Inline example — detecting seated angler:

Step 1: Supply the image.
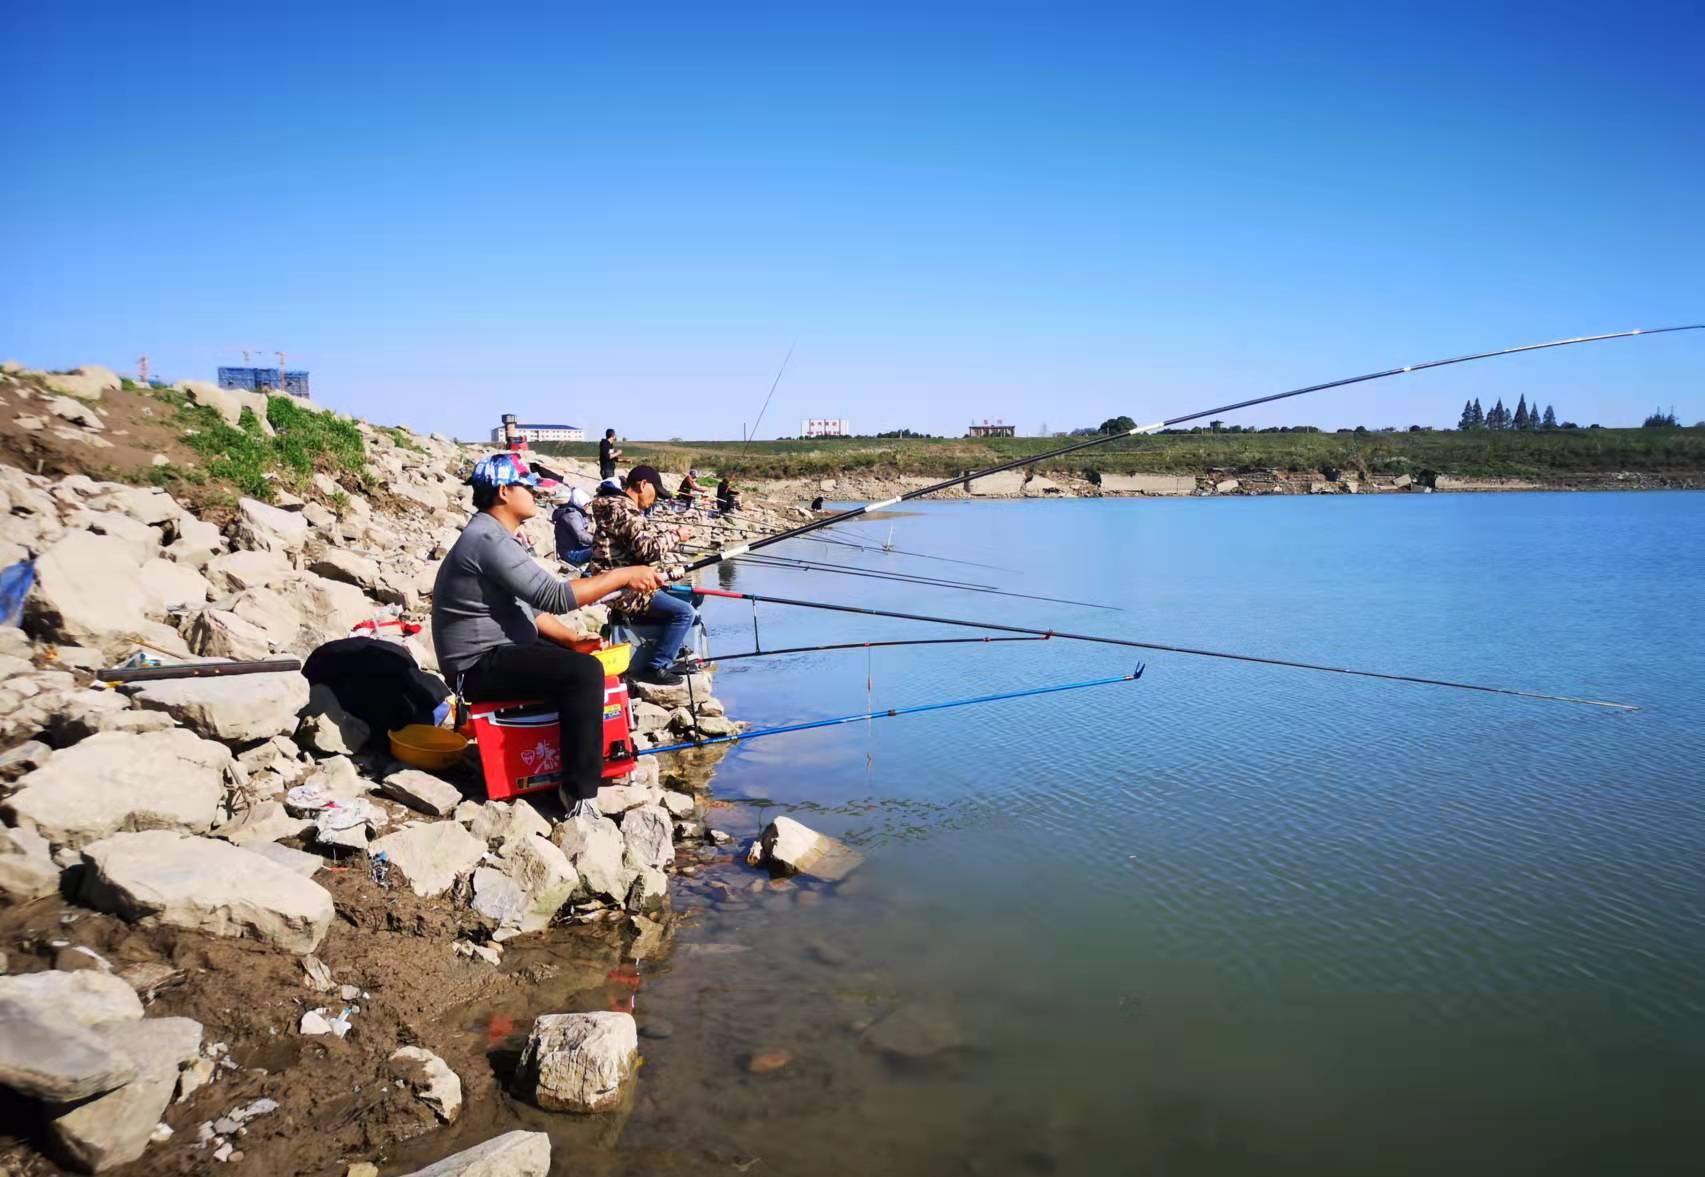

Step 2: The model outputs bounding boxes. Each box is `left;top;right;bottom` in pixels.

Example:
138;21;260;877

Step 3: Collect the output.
551;485;597;567
433;454;663;813
588;465;696;687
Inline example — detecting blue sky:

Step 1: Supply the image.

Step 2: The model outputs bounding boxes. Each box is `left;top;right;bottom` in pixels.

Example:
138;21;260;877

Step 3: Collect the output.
4;1;1700;439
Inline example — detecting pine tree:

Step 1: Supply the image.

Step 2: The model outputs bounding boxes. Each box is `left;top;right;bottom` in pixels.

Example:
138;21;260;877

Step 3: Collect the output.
1488;398;1507;429
1471;398;1485;428
1458;400;1476;430
1513;396;1529;429
1542;405;1557;429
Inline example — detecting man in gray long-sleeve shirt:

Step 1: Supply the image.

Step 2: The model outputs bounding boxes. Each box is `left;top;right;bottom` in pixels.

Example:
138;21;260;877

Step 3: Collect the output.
433;453;663;805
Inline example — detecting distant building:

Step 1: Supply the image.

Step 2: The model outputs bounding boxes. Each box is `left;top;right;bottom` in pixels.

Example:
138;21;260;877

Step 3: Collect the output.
966;419;1015;438
490;421;584;443
800;418;852;438
218;367;310;397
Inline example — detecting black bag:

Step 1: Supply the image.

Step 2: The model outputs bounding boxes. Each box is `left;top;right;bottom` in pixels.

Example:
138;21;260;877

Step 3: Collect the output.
301;637;452;742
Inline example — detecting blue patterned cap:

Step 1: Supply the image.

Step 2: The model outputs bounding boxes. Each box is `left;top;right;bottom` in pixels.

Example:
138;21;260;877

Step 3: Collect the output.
469;453;540;489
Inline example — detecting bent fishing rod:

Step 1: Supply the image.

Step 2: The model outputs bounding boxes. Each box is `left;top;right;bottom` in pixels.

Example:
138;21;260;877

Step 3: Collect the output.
681;325;1703;574
663;585;1638;710
639;663;1145;755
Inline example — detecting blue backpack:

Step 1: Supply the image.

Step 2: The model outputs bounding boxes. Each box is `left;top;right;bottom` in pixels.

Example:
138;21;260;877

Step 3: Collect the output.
0;558;36;627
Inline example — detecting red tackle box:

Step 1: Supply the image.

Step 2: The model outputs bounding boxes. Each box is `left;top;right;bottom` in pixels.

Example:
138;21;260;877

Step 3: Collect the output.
464;676;637;801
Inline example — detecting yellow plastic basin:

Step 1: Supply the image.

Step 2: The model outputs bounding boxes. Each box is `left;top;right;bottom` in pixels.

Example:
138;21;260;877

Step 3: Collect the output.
593;643;633;676
389;724;469;771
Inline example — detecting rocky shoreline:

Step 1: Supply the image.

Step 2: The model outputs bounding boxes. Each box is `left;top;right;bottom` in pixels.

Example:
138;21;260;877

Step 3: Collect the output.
746;467;1702;504
0;365;865;1175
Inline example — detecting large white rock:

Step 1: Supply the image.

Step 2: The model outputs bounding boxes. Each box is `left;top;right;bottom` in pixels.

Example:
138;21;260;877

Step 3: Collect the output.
128;671;309;744
79;831;334;952
746;815;862;881
369;821;486;898
49;1016;202;1172
44;365;120;401
25;530;156;650
518;1012;637;1113
395;1131;550;1177
288;571;373;640
178;379;242;426
620;805;674;870
469;800;552;847
489;834;578;934
2;730;232;849
228;585;304;648
551;810;626;900
0;998;136;1101
204;549;291;593
164;514;225;567
595;782;661;816
138;557;211;615
0;969;144;1028
233;497;308;554
66;508;159;561
213;800;315;846
378;769;462;817
309;550;382;591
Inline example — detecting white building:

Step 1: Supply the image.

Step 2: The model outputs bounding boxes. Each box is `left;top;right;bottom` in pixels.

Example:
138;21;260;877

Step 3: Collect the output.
489;423;585;443
800;418;852;438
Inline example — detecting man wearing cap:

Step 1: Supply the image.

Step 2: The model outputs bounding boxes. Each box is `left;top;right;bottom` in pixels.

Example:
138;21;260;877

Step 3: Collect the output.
588;465;695;686
433;453;664;809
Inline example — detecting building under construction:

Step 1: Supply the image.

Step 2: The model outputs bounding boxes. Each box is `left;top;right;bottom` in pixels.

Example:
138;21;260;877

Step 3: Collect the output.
218;367;310;397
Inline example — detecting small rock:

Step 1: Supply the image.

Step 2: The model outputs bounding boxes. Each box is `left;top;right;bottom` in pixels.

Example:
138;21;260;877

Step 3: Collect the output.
392;1131;550;1177
746;1047;794;1074
389;1046;463;1123
747;815;862;881
378;769;463;817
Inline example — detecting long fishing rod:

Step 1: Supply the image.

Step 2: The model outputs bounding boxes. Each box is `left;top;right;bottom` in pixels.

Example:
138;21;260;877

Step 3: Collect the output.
670;634;1048;671
737;339;796;460
683;325;1703;573
663;585;1638;710
639;663;1145;755
732;551;1121;611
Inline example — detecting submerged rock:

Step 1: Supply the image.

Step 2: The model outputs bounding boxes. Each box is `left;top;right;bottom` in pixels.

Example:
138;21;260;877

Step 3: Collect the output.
517;1012;638;1113
746;815;862;881
394;1130;550;1176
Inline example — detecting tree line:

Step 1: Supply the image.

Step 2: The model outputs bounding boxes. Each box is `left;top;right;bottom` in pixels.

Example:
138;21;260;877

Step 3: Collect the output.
1458;395;1562;430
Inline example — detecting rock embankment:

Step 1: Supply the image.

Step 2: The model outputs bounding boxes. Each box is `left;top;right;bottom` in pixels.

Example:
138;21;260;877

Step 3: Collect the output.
0;367;789;1174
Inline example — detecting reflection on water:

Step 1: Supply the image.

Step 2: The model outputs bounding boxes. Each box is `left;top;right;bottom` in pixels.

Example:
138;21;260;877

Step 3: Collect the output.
417;493;1705;1177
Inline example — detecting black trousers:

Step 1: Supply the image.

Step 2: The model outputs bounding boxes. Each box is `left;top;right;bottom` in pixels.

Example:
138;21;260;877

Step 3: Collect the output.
461;643;605;801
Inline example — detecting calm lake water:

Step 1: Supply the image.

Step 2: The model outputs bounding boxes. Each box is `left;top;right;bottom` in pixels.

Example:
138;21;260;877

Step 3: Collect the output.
435;491;1705;1176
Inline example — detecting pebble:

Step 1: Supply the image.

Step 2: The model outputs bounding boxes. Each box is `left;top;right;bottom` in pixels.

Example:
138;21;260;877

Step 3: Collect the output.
347;1166;379;1177
746;1048;794;1074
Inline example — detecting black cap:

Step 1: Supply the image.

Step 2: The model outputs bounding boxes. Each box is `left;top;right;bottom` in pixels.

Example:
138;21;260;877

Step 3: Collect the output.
625;465;669;497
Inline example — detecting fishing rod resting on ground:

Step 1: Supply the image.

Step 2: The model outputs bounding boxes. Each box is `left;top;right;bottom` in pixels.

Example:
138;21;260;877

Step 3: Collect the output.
663;585;1639;710
681;325;1704;574
639;663;1145;755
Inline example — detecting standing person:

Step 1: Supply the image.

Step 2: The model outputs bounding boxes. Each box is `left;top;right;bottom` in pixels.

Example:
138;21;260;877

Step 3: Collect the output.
598;429;622;480
588;465;695;686
433;453;663;812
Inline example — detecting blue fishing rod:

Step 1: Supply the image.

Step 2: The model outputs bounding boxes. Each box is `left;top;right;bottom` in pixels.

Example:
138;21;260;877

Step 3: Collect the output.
638;664;1145;755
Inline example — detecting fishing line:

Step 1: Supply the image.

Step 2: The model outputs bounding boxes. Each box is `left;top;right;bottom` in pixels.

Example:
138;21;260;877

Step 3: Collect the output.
670;586;1639;710
732;551;1120;611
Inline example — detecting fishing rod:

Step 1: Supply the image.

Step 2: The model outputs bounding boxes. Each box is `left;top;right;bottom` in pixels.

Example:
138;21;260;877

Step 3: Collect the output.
731;551;1121;611
682;325;1704;573
639;663;1145;755
737;340;797;460
671;634;1049;673
664;585;1638;710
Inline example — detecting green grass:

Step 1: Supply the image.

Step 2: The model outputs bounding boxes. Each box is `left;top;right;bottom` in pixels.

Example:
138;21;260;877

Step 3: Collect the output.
378;424;425;452
160;390;368;501
535;427;1705;482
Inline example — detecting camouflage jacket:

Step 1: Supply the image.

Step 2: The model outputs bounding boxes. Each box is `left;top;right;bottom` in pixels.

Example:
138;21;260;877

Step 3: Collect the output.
587;493;679;615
